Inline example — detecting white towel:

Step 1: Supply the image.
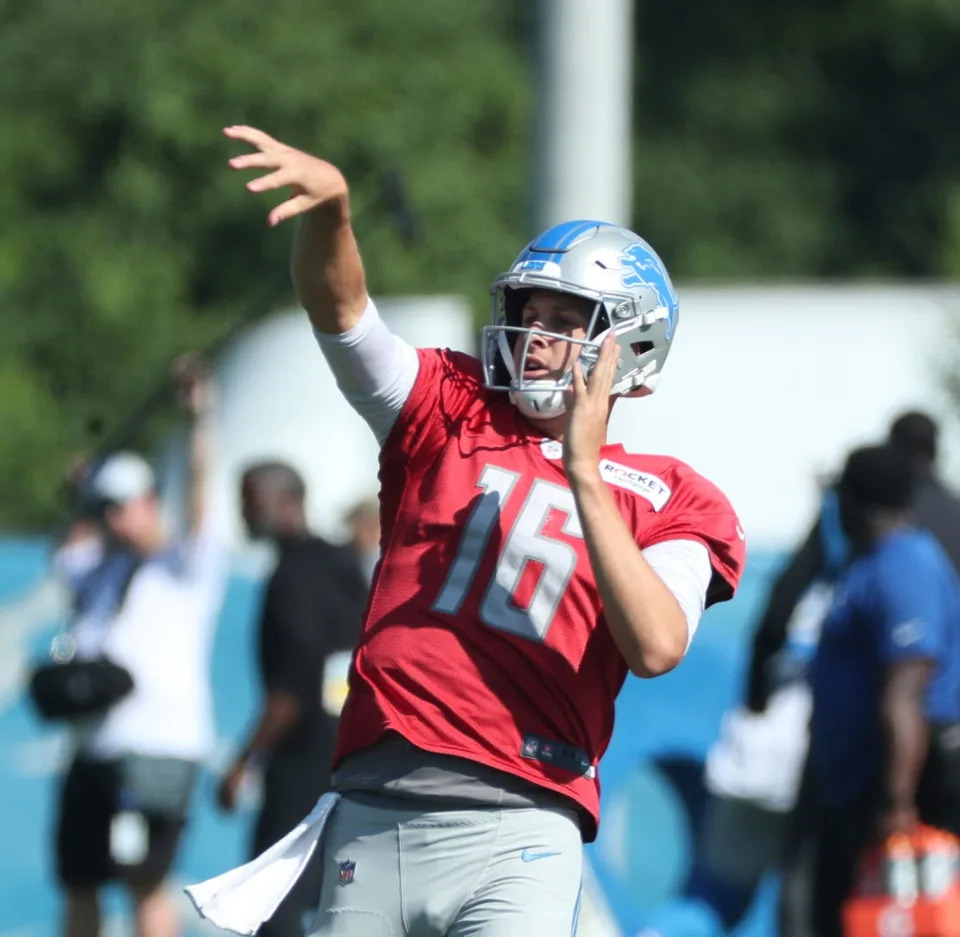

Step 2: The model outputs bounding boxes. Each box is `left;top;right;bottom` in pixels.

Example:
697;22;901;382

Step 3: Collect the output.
184;792;340;935
704;685;812;812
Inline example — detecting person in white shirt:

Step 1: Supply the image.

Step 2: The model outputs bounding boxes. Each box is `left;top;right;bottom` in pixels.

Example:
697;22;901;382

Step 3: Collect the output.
53;356;226;937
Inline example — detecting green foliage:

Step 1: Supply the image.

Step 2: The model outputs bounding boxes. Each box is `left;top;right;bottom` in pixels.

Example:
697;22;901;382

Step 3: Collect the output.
631;1;960;278
2;0;959;528
0;0;532;528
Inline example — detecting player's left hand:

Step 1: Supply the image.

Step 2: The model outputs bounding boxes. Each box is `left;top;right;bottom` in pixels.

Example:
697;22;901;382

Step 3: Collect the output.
563;332;618;480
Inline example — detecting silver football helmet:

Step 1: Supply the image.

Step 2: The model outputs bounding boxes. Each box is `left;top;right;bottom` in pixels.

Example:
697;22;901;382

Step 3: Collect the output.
482;220;679;421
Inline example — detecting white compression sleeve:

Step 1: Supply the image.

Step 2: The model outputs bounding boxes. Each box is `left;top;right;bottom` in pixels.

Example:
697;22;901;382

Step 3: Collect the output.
313;298;420;446
641;539;713;651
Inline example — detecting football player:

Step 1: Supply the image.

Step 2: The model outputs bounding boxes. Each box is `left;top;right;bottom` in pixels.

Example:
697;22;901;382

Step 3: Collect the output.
220;125;745;937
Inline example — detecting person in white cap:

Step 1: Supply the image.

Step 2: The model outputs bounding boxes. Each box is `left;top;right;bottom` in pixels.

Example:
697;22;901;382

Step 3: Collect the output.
50;354;226;937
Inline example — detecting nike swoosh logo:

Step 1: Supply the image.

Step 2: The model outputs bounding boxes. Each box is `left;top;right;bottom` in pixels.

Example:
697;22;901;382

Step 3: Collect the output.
521;849;562;863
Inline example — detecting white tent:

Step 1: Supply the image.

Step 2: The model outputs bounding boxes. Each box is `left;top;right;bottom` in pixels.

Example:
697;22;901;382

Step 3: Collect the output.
160;285;960;554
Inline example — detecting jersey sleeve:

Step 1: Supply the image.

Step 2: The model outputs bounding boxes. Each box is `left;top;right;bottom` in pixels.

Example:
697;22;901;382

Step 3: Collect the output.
381;347;486;463
643;474;746;607
642;539;712;647
314;297;420;445
873;551;946;665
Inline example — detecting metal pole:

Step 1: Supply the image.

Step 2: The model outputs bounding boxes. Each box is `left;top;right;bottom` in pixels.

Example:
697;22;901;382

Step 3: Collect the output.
535;0;635;231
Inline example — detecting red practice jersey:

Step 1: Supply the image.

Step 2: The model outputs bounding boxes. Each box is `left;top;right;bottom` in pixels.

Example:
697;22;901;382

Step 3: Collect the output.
334;349;745;838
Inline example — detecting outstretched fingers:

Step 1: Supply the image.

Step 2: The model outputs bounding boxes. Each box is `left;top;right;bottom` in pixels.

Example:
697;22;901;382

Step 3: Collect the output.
246;167;296;193
223;125;283;151
267;193;316;228
228;151;285;171
223;125;340;226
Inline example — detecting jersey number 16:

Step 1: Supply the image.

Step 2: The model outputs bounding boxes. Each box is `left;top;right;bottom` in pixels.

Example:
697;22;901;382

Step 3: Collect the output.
432;465;584;642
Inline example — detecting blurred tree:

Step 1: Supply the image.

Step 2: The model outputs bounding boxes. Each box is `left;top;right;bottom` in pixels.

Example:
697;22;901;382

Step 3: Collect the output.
631;0;960;279
3;0;960;527
0;0;532;527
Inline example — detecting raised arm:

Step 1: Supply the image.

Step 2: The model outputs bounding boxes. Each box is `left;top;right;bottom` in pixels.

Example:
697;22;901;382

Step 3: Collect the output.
881;659;932;834
224;125;367;334
172;352;217;537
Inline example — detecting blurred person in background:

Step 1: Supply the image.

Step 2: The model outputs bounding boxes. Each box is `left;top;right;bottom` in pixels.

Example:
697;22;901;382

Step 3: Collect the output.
803;443;960;937
743;410;956;705
741;410;954;726
685;411;960;935
684;483;849;935
887;410;960;573
52;355;225;937
217;461;367;937
186;126;744;937
743;487;849;718
341;496;380;585
686;410;960;935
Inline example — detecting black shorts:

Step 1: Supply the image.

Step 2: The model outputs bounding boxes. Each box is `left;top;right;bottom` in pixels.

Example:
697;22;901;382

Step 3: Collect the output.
56;756;187;890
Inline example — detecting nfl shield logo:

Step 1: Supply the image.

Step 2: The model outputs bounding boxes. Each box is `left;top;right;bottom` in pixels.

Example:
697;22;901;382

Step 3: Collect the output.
337;859;356;885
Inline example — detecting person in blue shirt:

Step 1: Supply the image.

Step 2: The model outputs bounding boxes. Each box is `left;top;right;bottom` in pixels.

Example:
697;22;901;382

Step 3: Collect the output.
807;443;960;937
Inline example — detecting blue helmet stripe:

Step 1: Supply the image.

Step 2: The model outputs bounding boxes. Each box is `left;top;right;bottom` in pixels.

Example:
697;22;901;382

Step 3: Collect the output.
531;219;613;253
555;219;610;248
544;220;594;249
515;245;564;266
516;220;620;270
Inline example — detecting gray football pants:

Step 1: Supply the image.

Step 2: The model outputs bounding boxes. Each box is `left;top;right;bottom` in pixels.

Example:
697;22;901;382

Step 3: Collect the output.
307;793;583;937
